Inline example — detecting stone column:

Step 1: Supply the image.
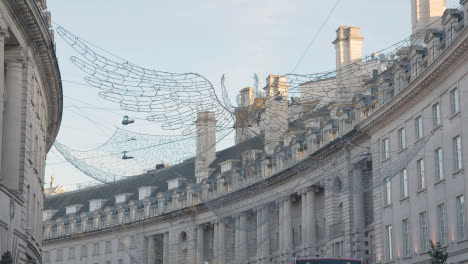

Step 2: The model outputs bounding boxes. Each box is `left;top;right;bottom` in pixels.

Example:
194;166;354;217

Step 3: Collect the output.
279;203;284;255
256;208;262;260
261;207;270;262
188;227;197;263
219;222;226;264
283;199;293;261
163;232;169;264
307;189;317;256
2;47;24;190
0;30;9;180
234;216;240;264
197;225;204;264
301;191;308;256
213;222;219;263
352;164;366;258
148;235;155;264
239;213;248;263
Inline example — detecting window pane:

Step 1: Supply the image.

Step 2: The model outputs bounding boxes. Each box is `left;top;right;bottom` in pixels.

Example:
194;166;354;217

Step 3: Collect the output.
417;159;425;189
399;128;406;149
451;88;459;114
457;196;466;240
401;168;408;198
420;212;428;251
402;219;411;256
386;225;393;260
435;148;444;180
438;204;447;245
416;116;423;139
433;103;441;126
454;136;462;170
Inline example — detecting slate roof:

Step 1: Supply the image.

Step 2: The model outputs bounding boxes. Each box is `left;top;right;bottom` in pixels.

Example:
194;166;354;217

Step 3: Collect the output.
44;136;264;221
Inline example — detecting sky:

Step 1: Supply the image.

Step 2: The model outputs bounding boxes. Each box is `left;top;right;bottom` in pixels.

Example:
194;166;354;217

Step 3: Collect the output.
45;0;462;190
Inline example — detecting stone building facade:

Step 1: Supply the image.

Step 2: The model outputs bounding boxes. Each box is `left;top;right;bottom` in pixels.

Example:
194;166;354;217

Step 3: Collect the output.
43;1;468;264
0;0;63;263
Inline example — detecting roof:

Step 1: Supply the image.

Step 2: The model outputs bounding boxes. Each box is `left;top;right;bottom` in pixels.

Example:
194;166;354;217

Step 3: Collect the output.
45;136;264;220
44;158;195;220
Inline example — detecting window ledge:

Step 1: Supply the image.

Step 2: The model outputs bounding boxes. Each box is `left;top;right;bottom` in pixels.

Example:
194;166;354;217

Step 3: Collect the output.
402;255;412;260
417;188;427;194
384;204;392;209
432;124;442;131
381;157;391;163
400;196;409;202
397;147;407;154
434;178;445;185
457;238;468;244
449;111;461;120
415;137;424;144
452;168;464;176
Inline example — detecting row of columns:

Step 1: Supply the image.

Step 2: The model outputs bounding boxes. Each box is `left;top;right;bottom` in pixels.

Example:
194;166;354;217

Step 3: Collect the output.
0;29;25;192
301;187;318;257
145;189;320;264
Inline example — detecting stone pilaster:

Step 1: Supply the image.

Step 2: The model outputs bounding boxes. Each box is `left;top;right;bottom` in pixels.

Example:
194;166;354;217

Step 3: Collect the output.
239;213;248;263
0;29;9;182
256;208;262;260
261;207;270;263
148;235;155;264
197;225;204;264
301;191;308;256
307;188;317;256
163;232;169;264
352;164;366;259
219;222;226;264
2;47;24;191
283;199;293;263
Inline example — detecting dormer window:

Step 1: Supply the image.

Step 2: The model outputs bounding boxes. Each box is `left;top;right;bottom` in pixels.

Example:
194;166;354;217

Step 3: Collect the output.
43;210;57;221
167;179;182;190
89;199;106;212
138;187;156;200
65;205;83;215
219;160;239;174
115;193;132;204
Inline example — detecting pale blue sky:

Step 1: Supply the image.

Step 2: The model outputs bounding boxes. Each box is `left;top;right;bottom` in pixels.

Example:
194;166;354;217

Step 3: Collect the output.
45;0;461;190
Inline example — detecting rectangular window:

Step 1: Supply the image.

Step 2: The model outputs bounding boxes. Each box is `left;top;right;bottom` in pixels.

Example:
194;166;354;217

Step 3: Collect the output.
384;178;392;205
105;241;112;254
438;204;447;245
457;195;466;240
401;168;408;198
80;245;87;258
402;219;411;257
93;243;100;256
118;238;125;251
454;136;462;171
398;127;406;150
451;88;459;114
382;138;389;159
130;236;136;249
435;148;444;180
415;115;423;139
44;252;50;263
68;247;75;259
433;103;441;127
420;212;429;251
417;159;425;190
386;225;393;260
56;249;63;261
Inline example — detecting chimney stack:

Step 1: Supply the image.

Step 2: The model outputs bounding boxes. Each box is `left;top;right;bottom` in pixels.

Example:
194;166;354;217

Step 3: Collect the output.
411;0;445;42
333;26;364;70
195;111;216;183
239;87;255;108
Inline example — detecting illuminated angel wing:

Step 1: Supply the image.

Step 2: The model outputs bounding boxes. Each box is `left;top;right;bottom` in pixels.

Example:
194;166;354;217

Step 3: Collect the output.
56;26;234;136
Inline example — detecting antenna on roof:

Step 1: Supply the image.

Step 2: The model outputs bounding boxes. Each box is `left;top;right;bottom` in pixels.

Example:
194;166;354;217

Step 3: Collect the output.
122;151;134;160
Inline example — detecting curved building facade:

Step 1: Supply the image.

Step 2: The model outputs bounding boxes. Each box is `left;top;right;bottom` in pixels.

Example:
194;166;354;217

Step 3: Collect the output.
43;1;468;264
0;0;62;263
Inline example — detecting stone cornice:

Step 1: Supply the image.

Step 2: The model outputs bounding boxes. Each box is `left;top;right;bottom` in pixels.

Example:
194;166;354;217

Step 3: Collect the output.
5;0;63;152
358;26;468;134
